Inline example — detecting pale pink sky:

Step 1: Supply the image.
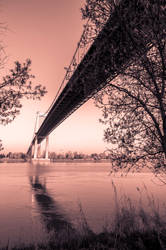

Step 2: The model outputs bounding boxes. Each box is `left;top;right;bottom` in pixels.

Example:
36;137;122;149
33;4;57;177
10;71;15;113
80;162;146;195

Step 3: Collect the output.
0;0;108;154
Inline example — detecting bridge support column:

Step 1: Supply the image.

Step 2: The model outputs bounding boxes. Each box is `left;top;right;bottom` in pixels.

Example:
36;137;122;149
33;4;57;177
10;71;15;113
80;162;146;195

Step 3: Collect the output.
33;136;38;159
45;136;49;159
30;144;33;159
37;143;41;158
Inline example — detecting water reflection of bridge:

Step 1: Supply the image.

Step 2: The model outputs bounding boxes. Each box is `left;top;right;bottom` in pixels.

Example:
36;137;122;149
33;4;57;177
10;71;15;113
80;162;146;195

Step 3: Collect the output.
27;0;155;159
29;165;74;235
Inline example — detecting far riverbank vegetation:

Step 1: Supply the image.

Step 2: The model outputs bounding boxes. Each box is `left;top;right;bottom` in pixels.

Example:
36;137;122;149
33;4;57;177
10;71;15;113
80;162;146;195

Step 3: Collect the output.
0;151;112;163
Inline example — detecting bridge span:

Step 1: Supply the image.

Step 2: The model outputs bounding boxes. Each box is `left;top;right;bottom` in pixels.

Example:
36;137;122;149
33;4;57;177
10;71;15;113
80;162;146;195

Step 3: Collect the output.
27;0;157;158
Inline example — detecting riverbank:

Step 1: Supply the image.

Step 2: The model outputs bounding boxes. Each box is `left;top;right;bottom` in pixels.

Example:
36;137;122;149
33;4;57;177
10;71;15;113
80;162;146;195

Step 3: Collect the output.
2;191;166;250
50;158;111;163
2;229;165;250
0;158;26;163
0;158;110;163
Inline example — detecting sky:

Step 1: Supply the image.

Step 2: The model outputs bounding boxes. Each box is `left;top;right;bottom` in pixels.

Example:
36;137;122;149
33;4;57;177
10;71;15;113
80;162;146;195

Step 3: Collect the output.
0;0;108;154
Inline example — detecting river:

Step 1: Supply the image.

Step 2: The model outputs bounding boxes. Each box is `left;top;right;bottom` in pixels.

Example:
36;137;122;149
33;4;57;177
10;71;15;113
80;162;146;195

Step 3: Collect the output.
0;161;166;247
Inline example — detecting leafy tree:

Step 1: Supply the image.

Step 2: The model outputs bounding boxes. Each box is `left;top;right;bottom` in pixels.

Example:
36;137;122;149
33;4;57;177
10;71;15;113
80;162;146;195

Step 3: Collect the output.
0;59;47;150
81;0;166;173
0;59;47;125
0;139;3;151
90;153;99;160
0;153;5;158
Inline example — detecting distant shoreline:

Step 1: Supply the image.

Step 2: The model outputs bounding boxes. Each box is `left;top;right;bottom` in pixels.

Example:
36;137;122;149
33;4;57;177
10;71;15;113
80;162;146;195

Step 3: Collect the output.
50;158;111;163
0;158;26;163
0;158;111;163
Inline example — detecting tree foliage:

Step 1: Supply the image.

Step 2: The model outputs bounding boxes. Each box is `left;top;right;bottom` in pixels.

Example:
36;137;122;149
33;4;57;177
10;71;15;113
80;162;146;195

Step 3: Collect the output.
0;139;3;151
81;0;117;30
81;0;166;173
0;59;47;125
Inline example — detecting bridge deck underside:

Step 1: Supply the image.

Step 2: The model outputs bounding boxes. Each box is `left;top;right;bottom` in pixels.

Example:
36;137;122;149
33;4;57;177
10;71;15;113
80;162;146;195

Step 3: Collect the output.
28;0;153;152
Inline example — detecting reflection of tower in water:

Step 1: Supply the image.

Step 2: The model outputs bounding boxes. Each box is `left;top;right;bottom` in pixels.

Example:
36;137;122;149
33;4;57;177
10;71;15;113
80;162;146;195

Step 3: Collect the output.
29;168;75;235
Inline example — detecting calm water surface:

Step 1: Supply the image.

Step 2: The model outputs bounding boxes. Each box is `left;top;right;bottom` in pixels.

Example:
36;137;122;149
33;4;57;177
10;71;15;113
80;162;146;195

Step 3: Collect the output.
0;162;166;247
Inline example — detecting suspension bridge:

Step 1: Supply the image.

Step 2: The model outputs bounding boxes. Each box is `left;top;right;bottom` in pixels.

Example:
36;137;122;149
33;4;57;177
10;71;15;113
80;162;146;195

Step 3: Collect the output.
27;0;159;160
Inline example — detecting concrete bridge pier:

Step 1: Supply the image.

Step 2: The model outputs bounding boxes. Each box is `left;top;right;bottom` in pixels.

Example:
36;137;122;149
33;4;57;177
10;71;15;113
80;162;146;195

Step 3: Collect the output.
32;135;50;161
32;138;50;162
33;135;38;159
37;143;41;158
32;111;50;162
45;136;49;159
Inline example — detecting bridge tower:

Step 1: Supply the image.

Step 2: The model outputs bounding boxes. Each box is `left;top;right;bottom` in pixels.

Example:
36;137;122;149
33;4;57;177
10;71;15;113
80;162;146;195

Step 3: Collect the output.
32;112;50;161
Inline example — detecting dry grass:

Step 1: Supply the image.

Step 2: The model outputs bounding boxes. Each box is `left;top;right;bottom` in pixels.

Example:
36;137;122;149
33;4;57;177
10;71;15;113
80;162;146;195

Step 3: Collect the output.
1;183;166;250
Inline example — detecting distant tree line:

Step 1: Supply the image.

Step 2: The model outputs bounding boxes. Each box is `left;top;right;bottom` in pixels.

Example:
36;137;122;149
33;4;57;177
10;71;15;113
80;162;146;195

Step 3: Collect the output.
49;151;111;161
0;151;112;161
0;152;26;159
